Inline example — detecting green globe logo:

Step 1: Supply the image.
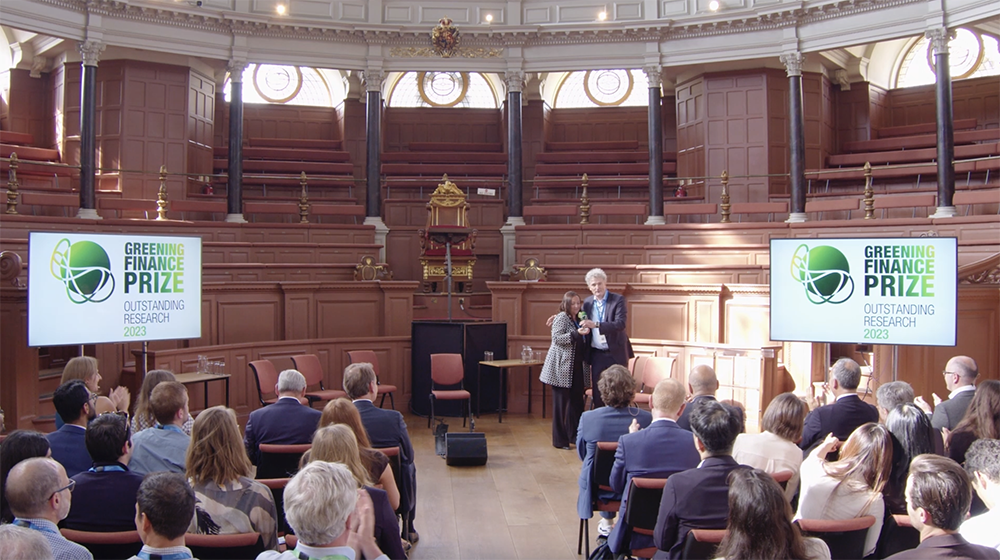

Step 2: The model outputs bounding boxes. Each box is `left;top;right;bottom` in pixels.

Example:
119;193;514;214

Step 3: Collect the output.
49;238;115;304
790;244;854;304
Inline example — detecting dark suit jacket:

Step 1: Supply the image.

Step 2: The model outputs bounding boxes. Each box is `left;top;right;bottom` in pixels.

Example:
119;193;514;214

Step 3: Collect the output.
931;389;975;431
608;420;700;553
583;290;631;366
355;399;417;517
576;405;652;519
676;396;747;433
46;424;92;478
652;455;744;560
885;533;1000;560
243;397;322;465
366;486;408;560
63;462;144;532
799;394;879;453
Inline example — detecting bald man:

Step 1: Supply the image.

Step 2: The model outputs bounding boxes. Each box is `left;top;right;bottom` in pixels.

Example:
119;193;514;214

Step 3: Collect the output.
915;356;979;431
5;457;92;560
676;365;745;433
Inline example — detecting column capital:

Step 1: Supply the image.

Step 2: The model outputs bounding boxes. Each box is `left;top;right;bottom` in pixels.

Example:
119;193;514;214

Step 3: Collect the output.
227;60;248;83
780;52;804;77
78;40;105;66
643;65;662;87
504;71;524;93
362;70;385;93
926;27;953;56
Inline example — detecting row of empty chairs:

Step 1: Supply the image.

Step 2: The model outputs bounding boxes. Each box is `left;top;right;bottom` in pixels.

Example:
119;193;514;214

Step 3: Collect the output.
248;351;396;410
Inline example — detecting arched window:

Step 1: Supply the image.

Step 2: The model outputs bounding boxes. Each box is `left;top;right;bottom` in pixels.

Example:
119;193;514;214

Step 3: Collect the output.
386;72;499;108
554;70;649;108
896;28;1000;88
224;64;340;107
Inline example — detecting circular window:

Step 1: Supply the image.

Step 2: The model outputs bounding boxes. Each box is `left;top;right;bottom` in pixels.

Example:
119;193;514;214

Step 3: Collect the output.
253;65;304;104
583;70;635;107
417;72;471;107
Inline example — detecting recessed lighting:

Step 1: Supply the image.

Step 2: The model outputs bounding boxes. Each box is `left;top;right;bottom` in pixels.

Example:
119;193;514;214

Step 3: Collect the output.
597;11;607;21
276;4;286;15
485;14;493;23
708;0;720;11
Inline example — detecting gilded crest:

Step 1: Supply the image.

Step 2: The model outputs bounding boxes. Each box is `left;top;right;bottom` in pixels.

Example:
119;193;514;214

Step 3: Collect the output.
432;17;460;58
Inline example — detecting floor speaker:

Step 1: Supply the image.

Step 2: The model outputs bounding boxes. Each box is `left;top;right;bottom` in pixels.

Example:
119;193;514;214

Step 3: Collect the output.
445;432;488;466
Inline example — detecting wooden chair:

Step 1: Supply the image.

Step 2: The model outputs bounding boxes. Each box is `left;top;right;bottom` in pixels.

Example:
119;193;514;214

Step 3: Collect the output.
374;446;410;538
632;357;675;408
347;350;397;409
60;528;143;559
249;359;280;406
578;441;620;557
428;353;472;430
257;477;291;536
291;354;347;407
256;443;311;480
680;528;727;560
623;477;669;559
795;515;876;560
185;532;265;560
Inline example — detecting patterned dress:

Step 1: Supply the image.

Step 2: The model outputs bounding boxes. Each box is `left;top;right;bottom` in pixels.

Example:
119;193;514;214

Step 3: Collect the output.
187;476;279;551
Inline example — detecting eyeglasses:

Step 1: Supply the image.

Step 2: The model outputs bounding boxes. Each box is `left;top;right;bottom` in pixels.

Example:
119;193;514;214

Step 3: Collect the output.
49;479;75;500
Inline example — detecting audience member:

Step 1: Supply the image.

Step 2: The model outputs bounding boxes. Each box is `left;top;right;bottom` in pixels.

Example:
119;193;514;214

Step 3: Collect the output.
884;403;936;514
131;370;193;435
243;369;320;466
0;523;54;560
607;378;698;554
62;413;144;532
877;380;945;454
539;290;590;449
5;457;92;560
320;398;400;511
1;430;51;523
652;398;744;558
714;468;831;560
676;365;746;432
303;425;407;559
57;356;128;429
131;472;197;560
732;392;809;503
578;268;631;408
256;461;388;560
47;380;95;477
577;364;652;537
799;358;879;454
914;356;979;431
795;423;892;557
948;379;1000;465
129;381;190;475
186;406;278;550
885;454;999;559
345;361;418;544
960;439;1000;551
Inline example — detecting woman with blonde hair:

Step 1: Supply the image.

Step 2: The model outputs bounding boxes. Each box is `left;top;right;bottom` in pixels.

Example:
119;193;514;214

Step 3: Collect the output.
305;425;408;559
56;356;129;428
319;398;400;510
186;406;278;551
794;422;893;557
732;392;809;502
131;369;193;435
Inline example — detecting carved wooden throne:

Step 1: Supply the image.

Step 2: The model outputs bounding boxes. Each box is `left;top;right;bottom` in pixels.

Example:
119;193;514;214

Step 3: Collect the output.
418;175;477;293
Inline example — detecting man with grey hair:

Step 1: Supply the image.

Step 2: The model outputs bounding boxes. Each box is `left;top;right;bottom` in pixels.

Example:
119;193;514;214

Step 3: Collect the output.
799;358;878;454
257;461;387;560
876;380;916;421
5;457;92;560
243;369;320;465
914;355;979;431
578;267;631;407
0;524;54;560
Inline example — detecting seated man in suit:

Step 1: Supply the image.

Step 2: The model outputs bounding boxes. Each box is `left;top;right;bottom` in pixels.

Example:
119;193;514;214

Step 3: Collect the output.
47;380;96;477
129;382;190;475
676;365;745;433
608;378;700;554
244;369;320;465
63;413;145;532
799;357;879;454
886;454;999;559
344;362;418;543
914;355;979;431
653;398;745;559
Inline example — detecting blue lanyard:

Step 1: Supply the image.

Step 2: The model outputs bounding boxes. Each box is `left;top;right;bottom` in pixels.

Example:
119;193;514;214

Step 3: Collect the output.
156;424;184;434
13;519;57;534
90;464;126;473
136;550;192;560
594;296;606;323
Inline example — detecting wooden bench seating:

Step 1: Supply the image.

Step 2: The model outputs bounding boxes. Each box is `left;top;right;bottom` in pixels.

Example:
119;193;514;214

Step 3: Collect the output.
827;142;999;167
407;142;503;152
535;151;678;164
806;159;989;182
729;202;789;222
874;118;978;139
663;202;718;221
214;146;351;162
248;137;343;150
170;199;228;215
380;162;506;175
97;197;158;218
381;151;507;164
873;193;937;218
545;141;640;151
805;197;861;219
535;162;675;175
590;203;648;223
215;159;353;175
17;192;81;215
842;128;1000;153
0;131;35;145
523;204;578;224
953;189;1000;214
1;144;60;161
243;201;364;223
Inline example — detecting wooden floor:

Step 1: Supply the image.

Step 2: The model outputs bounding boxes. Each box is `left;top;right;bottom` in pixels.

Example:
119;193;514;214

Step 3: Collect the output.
404;410;600;560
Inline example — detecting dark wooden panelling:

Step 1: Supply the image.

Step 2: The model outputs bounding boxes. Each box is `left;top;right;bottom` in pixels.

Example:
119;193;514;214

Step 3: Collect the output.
545;106;649;147
835;82;874;149
675;76;706;186
886;75;999;129
4;69;53;148
383;107;502;152
187;70;215;178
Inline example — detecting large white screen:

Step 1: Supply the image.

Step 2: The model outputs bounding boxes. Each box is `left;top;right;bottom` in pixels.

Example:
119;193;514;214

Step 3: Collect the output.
28;232;202;346
769;237;957;346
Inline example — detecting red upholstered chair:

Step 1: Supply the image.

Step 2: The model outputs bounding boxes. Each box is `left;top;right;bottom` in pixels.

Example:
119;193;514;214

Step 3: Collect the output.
428;353;472;429
795;515;876;560
622;476;670;559
256;443;311;480
632;357;675;408
680;528;727;560
347;350;397;409
374;446;410;537
257;477;292;536
60;528;143;559
770;469;794;490
185;532;265;560
291;354;347;407
250;359;280;406
578;441;621;557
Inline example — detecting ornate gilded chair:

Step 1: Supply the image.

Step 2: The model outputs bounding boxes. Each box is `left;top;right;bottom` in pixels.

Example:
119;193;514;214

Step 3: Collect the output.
418;175;477;293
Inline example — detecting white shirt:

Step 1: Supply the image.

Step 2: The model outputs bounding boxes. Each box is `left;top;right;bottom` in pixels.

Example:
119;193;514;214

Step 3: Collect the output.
960;507;1000;551
732;431;803;502
949;384;976;399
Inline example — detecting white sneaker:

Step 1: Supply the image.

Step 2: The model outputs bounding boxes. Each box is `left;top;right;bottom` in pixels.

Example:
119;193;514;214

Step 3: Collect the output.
597;517;614;537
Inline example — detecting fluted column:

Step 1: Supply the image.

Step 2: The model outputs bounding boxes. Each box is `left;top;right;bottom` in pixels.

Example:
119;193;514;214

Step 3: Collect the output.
77;40;104;220
500;71;525;275
928;28;956;218
644;65;664;225
782;52;807;223
362;70;389;260
226;60;247;223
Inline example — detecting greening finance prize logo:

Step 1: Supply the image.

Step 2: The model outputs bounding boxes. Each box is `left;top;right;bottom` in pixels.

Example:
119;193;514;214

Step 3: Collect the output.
790;244;854;304
50;238;115;303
